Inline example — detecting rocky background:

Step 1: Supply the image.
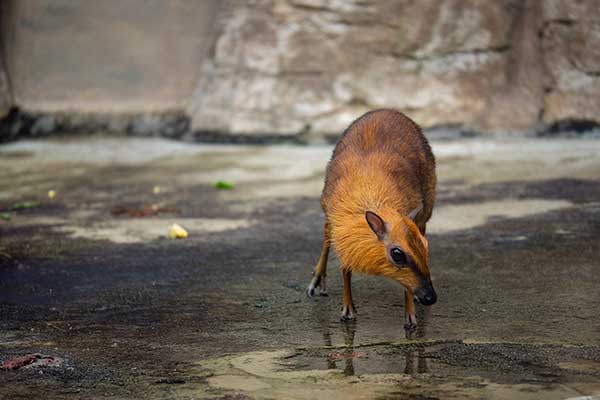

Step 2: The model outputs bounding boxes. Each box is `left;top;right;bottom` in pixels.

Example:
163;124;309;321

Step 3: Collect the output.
0;0;599;142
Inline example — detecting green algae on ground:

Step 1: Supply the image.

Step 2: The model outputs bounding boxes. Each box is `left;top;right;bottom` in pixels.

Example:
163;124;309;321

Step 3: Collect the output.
10;200;41;210
214;180;235;190
0;201;40;222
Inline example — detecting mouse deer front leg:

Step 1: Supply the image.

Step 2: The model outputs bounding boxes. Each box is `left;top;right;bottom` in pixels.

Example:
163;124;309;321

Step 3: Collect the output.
341;269;356;321
404;290;417;331
308;222;330;297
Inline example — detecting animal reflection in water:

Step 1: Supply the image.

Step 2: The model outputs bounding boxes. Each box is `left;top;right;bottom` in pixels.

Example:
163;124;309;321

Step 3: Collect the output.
317;305;431;376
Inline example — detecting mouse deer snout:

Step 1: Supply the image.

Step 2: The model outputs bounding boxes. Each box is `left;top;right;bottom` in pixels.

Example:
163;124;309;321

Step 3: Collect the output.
415;281;437;305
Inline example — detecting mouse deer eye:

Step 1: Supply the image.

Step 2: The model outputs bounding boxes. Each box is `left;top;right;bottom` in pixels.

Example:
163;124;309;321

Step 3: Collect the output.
390;247;408;265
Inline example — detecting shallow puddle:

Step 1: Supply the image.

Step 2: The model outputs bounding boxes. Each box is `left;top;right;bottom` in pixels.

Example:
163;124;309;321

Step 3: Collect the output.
181;341;600;400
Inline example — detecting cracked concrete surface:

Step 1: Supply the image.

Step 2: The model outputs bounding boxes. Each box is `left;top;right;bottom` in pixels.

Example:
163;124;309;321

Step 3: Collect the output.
1;136;600;399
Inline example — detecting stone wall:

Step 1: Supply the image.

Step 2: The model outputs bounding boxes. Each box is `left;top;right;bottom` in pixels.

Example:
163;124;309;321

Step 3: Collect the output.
0;56;11;119
541;0;600;124
190;0;514;136
1;0;599;141
0;3;11;119
189;0;600;137
1;0;220;112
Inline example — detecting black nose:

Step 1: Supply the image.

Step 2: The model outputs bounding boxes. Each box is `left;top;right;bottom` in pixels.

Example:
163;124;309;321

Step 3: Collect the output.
416;286;437;305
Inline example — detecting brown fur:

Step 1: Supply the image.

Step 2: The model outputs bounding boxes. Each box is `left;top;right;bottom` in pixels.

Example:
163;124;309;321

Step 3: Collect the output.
321;109;436;292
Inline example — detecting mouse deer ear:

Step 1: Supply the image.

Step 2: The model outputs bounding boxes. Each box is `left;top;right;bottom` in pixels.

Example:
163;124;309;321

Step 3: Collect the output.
408;204;423;221
365;211;387;240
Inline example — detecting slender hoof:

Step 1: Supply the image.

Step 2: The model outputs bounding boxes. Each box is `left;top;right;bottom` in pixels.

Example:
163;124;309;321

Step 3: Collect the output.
404;313;417;331
404;321;417;331
340;305;356;321
307;274;328;298
307;275;319;298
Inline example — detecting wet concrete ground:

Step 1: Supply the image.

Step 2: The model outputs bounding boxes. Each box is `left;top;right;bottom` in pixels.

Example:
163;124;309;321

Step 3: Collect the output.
0;136;599;399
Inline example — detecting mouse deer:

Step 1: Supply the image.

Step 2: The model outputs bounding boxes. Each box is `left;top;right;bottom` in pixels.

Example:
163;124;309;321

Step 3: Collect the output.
308;109;437;330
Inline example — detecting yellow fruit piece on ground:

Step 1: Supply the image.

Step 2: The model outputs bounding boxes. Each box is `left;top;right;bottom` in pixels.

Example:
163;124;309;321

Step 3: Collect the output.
168;223;188;239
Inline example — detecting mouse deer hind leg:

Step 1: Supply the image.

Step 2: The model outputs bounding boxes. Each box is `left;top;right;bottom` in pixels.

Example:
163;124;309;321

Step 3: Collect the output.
308;222;330;297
